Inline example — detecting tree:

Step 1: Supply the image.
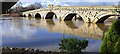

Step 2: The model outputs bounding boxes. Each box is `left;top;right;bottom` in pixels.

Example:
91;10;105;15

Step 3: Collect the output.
100;20;120;53
22;2;42;11
34;2;42;9
114;38;120;52
9;2;24;13
59;38;88;54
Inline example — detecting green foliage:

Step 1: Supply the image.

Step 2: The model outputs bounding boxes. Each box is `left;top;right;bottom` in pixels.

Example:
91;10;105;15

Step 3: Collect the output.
114;38;120;52
100;37;108;52
100;20;120;53
59;38;88;54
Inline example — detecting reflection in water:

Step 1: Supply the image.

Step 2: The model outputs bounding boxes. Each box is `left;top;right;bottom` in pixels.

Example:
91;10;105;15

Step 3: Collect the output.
35;18;41;20
78;23;106;39
1;17;110;52
64;21;78;29
46;19;55;27
31;20;106;39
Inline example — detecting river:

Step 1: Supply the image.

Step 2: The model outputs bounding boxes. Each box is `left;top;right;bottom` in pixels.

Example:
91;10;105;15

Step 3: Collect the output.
0;17;113;52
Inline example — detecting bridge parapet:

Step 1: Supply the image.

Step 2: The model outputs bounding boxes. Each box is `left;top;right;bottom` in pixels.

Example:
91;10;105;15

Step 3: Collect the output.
52;6;120;11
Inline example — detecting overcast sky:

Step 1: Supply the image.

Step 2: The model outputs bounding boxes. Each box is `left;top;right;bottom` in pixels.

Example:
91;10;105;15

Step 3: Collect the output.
13;0;120;7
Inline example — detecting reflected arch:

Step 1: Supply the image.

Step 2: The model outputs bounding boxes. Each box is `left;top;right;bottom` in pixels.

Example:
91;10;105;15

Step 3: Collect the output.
64;21;78;29
35;13;41;19
45;12;57;19
46;19;55;27
97;15;119;23
64;13;83;21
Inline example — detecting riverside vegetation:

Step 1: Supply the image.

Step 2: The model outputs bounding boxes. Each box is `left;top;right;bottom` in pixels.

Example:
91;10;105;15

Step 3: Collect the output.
100;20;120;53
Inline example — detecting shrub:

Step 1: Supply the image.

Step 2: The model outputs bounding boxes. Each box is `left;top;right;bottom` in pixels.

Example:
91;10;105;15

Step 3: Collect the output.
59;38;88;54
100;20;120;53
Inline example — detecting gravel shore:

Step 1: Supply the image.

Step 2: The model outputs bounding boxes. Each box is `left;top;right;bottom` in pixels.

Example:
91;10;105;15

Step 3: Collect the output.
2;47;67;54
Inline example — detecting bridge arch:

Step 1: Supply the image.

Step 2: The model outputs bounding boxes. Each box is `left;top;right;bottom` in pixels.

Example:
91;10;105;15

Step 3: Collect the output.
92;11;119;23
64;13;83;21
45;12;57;19
28;14;32;18
35;13;41;19
97;15;118;23
95;12;119;23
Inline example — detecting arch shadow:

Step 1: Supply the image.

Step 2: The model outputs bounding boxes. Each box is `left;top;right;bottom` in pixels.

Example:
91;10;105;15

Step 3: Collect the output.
35;13;41;19
45;12;57;19
28;14;32;18
64;13;83;21
64;21;78;29
76;16;83;20
23;14;26;17
19;14;23;17
97;15;119;23
46;19;55;27
96;23;107;31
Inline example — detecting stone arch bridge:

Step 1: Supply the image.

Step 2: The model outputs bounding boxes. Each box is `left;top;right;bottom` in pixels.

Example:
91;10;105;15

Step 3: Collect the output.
22;6;120;23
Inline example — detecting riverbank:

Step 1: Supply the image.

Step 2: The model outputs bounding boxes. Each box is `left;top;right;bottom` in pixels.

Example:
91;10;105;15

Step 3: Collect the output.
0;13;23;17
2;47;67;54
0;14;10;17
